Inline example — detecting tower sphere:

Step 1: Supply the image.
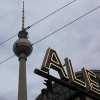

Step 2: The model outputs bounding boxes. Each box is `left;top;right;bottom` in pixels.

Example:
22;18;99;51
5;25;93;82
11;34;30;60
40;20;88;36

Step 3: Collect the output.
13;38;33;57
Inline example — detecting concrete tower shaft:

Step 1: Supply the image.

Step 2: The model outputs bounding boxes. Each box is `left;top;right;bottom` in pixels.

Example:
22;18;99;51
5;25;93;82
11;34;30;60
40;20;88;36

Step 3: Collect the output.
18;53;27;100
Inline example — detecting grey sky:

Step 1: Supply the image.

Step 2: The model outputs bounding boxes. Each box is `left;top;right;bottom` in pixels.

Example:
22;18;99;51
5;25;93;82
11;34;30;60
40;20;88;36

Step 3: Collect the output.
0;0;100;99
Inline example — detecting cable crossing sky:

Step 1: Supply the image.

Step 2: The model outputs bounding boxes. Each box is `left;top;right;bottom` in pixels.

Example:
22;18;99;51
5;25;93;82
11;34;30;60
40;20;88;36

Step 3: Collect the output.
0;4;100;66
0;0;77;47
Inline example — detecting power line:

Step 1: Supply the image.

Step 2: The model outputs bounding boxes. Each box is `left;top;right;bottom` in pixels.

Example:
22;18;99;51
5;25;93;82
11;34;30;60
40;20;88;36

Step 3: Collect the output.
0;0;77;46
32;5;100;45
25;0;77;30
0;55;15;65
0;5;100;65
0;34;17;46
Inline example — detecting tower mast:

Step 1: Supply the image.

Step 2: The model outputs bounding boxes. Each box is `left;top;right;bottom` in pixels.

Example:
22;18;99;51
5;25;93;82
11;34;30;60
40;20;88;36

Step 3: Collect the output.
22;0;25;30
13;1;33;100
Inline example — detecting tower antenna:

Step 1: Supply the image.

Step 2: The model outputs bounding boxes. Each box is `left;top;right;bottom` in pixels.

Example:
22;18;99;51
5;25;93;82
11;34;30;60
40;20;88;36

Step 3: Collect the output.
22;0;25;30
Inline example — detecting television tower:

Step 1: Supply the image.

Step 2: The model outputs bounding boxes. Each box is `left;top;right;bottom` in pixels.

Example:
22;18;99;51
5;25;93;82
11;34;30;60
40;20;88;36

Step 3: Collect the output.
13;1;33;100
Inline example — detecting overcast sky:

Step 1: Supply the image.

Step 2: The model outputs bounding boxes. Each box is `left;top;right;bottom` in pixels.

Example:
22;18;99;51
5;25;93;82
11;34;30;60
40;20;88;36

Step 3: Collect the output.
0;0;100;100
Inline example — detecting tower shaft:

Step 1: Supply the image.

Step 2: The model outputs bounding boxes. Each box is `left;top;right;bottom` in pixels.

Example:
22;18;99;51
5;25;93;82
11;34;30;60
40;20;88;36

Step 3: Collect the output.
18;54;27;100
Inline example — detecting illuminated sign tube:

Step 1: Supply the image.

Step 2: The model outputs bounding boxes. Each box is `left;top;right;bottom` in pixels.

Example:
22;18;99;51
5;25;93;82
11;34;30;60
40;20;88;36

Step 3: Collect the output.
64;58;86;88
41;48;68;79
82;68;100;95
40;48;100;96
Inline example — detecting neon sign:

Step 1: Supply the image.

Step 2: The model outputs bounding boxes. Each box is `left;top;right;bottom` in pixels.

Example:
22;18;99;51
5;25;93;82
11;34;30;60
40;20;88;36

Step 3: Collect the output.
34;48;100;99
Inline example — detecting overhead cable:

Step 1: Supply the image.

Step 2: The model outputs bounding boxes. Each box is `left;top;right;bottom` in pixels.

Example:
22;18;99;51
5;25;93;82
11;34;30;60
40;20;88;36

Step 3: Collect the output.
0;55;15;65
0;4;100;65
25;0;77;30
0;0;77;46
32;5;100;45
